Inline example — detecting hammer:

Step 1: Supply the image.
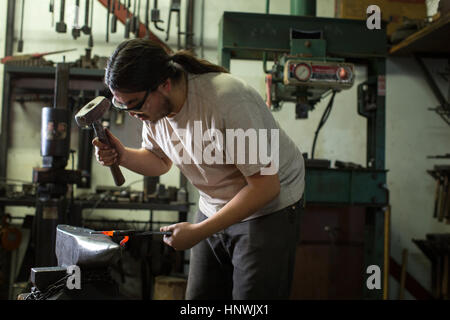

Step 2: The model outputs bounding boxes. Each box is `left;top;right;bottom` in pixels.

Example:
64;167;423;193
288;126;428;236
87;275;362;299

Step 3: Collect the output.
75;96;125;186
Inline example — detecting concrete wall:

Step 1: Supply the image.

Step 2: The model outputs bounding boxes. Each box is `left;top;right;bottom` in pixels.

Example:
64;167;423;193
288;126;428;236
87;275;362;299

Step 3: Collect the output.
1;0;449;299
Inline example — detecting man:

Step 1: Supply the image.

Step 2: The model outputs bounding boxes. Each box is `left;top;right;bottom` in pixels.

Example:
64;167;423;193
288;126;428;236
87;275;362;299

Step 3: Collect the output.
94;39;305;300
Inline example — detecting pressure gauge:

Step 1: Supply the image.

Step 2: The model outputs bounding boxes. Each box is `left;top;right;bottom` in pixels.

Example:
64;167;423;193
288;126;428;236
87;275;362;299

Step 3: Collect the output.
294;63;311;81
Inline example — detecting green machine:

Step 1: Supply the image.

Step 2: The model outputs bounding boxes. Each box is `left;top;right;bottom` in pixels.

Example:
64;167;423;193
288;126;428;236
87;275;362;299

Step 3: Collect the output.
218;3;389;299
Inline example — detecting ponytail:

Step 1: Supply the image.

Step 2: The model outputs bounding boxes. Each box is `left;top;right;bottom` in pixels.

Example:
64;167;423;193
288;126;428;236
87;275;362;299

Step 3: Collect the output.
105;39;228;93
169;50;229;74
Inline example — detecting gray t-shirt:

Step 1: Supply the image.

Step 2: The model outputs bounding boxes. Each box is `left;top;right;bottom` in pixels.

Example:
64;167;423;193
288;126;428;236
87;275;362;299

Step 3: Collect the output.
142;72;305;221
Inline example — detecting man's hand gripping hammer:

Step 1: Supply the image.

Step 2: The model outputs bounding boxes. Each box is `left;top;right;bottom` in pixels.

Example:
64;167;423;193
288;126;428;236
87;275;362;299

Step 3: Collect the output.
75;96;125;186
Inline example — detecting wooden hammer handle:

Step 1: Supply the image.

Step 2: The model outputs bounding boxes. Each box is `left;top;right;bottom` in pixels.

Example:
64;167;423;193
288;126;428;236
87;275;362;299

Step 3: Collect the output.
92;121;125;186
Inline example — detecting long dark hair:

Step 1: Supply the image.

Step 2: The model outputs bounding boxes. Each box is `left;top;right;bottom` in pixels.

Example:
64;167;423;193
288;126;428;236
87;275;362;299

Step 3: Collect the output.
105;39;228;92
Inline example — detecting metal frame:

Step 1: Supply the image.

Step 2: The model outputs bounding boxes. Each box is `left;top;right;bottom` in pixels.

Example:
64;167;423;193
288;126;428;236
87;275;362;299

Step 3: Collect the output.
218;11;388;299
0;0;15;181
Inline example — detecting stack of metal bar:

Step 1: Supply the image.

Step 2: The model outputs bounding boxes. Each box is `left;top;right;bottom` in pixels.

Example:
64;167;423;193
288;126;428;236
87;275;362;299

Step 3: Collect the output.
413;234;450;300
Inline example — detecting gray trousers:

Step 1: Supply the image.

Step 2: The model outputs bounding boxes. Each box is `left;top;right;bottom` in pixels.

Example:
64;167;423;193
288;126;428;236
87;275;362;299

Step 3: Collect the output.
186;198;303;300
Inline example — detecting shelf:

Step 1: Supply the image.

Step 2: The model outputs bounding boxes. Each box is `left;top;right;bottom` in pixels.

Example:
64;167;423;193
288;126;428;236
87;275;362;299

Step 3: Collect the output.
5;65;105;78
76;200;191;211
389;12;450;57
0;197;191;212
5;65;107;92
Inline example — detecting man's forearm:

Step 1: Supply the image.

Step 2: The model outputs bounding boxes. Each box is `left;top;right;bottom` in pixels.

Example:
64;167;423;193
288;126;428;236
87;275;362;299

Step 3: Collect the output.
120;147;172;177
195;175;281;239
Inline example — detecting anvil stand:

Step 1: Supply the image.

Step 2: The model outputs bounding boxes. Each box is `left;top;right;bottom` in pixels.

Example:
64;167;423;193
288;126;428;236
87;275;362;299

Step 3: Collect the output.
31;63;81;268
23;225;123;300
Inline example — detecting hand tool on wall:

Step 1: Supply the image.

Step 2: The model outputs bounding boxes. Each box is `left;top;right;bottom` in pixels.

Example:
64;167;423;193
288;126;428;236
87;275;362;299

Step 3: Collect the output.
18;0;25;52
144;0;150;38
88;0;94;47
124;0;131;38
131;0;137;34
165;0;181;49
433;172;441;218
49;0;55;27
151;0;164;31
111;0;117;33
72;0;81;39
74;96;125;187
135;0;141;38
428;167;450;223
442;174;450;223
56;0;67;33
439;175;448;222
81;0;91;35
106;0;111;42
90;229;172;247
1;49;76;64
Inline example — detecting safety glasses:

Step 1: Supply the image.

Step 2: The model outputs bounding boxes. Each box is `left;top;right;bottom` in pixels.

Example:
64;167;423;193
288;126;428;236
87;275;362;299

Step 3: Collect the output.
112;89;152;112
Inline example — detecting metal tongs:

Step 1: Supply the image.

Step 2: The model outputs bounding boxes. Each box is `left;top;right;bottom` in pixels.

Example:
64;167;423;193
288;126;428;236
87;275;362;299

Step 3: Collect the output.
90;229;172;246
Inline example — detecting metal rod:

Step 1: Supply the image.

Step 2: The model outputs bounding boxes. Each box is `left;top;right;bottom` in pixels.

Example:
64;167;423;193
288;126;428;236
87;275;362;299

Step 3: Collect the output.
0;0;16;182
106;0;111;42
383;206;390;300
414;54;449;111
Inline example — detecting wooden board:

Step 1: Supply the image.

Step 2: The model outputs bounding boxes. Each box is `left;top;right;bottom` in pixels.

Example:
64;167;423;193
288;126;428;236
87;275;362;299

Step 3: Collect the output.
389;12;450;56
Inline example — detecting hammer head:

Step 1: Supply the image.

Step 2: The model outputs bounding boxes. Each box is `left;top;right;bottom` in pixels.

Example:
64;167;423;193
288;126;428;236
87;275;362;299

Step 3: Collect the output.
75;96;111;127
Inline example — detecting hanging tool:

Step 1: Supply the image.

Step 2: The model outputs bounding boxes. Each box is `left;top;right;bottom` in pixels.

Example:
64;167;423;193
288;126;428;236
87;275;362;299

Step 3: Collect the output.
49;0;55;27
135;0;141;37
106;0;111;42
111;0;117;33
165;0;181;49
144;0;150;38
56;0;67;33
90;229;172;247
131;0;137;34
433;173;441;218
18;0;25;52
88;0;94;47
151;0;164;31
439;175;449;222
124;0;131;38
81;0;90;34
72;0;81;39
1;49;76;65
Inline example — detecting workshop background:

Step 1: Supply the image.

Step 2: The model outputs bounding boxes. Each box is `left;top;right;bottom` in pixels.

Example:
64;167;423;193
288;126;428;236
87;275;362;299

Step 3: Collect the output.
0;0;449;300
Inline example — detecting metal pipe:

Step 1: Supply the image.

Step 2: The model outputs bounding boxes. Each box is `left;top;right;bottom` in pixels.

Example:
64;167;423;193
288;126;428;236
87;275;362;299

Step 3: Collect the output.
262;0;270;73
200;0;204;58
4;0;15;56
290;0;316;16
